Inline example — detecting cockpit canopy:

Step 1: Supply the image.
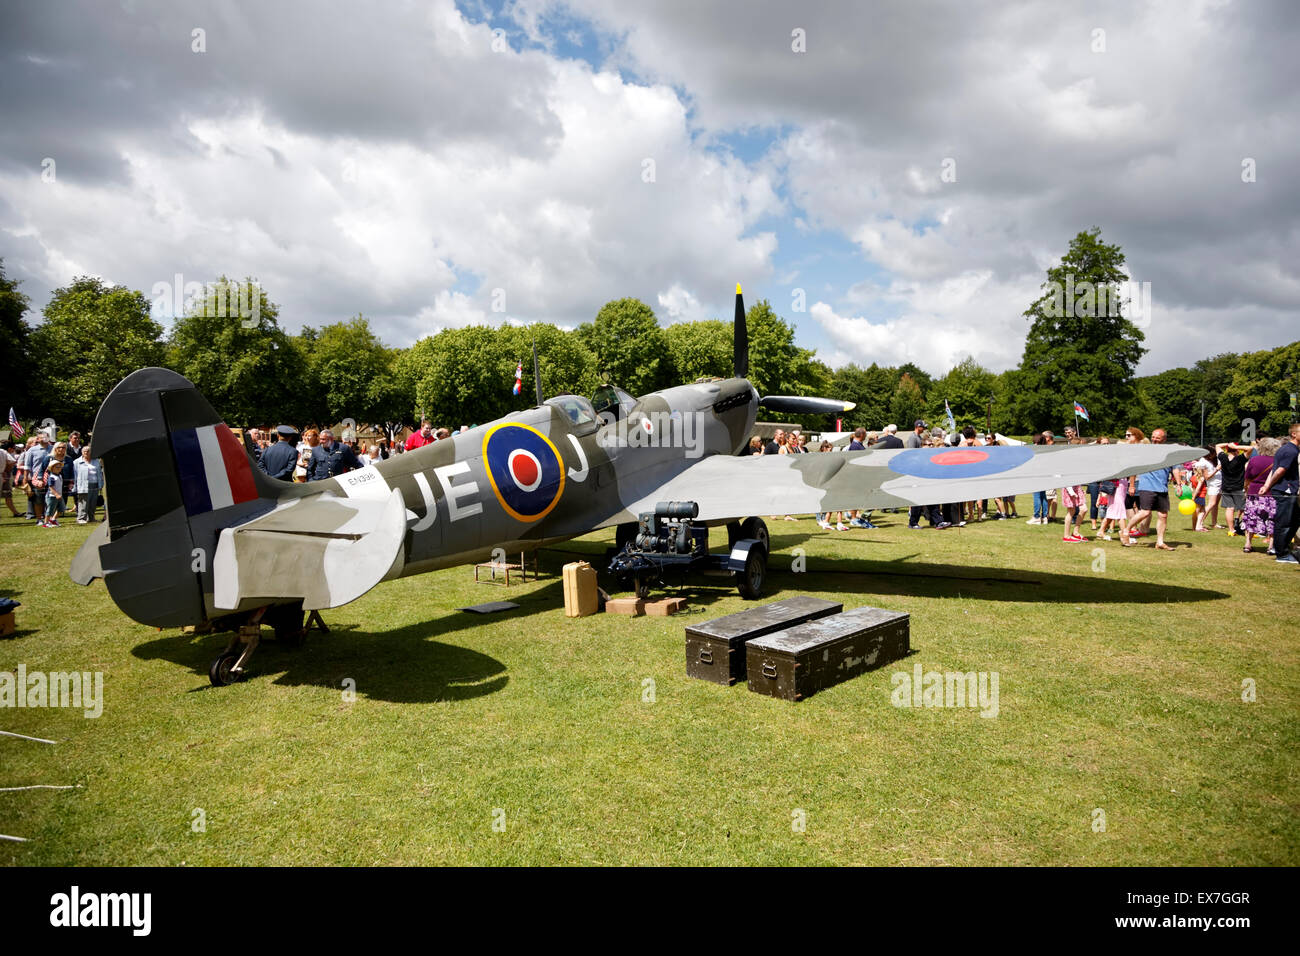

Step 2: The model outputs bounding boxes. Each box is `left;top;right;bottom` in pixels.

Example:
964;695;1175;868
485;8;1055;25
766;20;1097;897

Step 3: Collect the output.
591;384;636;422
545;394;598;427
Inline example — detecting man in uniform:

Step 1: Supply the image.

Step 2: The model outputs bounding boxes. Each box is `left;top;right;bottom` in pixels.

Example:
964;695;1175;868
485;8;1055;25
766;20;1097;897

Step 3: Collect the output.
308;427;363;481
258;425;300;482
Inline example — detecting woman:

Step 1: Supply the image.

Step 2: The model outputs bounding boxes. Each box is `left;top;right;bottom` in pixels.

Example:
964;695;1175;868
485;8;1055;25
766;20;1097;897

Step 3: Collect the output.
1191;452;1220;531
748;436;763;456
1242;437;1280;554
295;428;319;482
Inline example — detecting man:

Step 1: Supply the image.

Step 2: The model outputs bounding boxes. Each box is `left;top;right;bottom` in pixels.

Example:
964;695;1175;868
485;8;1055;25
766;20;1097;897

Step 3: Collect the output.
903;420;926;449
1214;440;1250;536
1128;427;1182;551
23;432;51;520
848;428;867;451
308;428;363;481
258;425;300;481
405;419;435;451
874;424;904;450
1259;422;1300;564
763;429;784;455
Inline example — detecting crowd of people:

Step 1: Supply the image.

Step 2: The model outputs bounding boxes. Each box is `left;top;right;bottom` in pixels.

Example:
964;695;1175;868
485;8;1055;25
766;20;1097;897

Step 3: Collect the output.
3;430;103;527
242;418;462;483
6;413;1298;568
746;419;1300;566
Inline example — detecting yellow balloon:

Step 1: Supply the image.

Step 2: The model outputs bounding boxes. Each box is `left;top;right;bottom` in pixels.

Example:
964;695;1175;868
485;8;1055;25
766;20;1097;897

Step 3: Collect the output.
1178;498;1196;516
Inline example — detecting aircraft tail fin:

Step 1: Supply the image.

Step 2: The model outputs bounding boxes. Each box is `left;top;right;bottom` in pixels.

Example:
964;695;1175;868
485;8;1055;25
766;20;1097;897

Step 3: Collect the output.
72;367;308;627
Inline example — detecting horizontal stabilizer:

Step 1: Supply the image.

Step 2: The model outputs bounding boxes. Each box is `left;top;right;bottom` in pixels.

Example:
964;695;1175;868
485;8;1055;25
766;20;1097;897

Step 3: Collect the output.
213;489;406;611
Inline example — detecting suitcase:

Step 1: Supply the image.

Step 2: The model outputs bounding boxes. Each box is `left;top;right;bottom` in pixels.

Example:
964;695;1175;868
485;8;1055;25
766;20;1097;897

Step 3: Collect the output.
562;561;599;617
746;606;909;701
686;596;843;685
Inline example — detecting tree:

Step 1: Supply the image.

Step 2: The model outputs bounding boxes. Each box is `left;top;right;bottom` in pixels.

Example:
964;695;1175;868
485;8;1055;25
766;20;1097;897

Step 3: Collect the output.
830;363;897;430
166;277;309;425
1009;228;1145;434
406;323;599;428
664;320;734;383
0;259;35;417
577;298;672;395
300;316;403;424
1136;367;1202;445
930;356;997;433
745;299;820;397
889;373;927;431
1207;341;1300;441
28;276;165;428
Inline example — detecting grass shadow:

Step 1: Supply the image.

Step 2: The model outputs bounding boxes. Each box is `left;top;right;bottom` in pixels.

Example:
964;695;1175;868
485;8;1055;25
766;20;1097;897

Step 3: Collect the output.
132;616;511;704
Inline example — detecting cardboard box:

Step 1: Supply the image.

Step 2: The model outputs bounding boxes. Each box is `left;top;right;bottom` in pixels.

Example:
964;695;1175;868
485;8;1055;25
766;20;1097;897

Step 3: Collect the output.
0;612;15;638
605;597;645;616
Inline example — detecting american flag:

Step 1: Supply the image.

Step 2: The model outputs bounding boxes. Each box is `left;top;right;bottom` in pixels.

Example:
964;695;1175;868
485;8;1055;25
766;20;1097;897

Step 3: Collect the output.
7;407;23;438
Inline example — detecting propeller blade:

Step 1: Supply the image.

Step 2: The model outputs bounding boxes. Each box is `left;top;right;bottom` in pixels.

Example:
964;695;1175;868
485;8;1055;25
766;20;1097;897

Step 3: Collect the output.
733;282;748;378
760;396;857;416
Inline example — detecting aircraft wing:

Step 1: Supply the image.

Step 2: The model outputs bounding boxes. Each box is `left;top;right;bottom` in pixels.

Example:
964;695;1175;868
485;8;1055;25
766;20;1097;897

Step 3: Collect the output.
609;443;1201;525
212;489;406;611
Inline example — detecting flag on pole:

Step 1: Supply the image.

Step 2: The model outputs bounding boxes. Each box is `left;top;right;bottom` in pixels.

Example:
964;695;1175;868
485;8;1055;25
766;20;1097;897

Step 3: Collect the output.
512;361;523;396
7;408;23;438
1073;401;1090;422
944;399;957;434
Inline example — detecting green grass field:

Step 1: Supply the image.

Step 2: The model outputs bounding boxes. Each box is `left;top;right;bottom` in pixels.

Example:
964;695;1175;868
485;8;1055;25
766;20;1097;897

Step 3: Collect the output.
2;507;1297;866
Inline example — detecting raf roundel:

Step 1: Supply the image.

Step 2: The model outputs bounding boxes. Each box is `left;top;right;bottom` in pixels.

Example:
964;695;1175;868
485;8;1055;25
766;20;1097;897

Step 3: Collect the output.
889;445;1035;480
483;423;566;522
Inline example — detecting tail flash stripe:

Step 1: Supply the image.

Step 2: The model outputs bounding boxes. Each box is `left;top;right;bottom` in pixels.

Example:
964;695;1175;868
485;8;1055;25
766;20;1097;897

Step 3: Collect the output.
196;425;233;510
171;427;214;515
170;424;259;516
214;424;257;505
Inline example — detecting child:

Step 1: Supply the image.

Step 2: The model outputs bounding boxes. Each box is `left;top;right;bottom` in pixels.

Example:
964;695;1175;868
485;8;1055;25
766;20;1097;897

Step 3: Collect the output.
1061;484;1086;542
1098;476;1132;545
41;459;64;527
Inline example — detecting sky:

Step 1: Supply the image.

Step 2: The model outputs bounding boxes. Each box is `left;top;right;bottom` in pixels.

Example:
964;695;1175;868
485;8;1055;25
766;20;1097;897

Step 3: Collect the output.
2;0;1297;377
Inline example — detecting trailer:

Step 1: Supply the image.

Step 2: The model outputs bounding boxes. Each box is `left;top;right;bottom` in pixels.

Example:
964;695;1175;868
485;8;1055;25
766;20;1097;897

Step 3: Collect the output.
607;501;769;600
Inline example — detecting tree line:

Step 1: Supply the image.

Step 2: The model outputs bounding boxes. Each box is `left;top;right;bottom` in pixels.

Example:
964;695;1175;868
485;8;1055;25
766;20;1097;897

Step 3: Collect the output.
2;228;1296;442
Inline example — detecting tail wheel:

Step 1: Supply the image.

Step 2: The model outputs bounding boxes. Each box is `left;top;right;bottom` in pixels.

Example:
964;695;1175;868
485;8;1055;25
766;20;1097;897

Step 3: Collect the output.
736;544;768;600
209;651;242;687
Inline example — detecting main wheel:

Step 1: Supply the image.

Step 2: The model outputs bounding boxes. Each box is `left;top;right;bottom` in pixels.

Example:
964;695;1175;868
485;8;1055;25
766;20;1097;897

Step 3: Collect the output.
209;651;243;687
735;544;768;600
737;516;769;554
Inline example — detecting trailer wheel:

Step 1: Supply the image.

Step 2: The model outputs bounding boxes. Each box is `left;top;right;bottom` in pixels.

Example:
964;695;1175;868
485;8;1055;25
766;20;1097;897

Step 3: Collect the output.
737;516;769;555
735;544;767;600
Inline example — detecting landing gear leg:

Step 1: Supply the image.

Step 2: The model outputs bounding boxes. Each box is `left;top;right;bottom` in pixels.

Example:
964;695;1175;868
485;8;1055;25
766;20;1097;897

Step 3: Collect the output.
209;608;266;687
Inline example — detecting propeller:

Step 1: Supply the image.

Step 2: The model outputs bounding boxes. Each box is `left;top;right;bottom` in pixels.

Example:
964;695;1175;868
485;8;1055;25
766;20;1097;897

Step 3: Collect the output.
733;282;748;378
734;281;854;416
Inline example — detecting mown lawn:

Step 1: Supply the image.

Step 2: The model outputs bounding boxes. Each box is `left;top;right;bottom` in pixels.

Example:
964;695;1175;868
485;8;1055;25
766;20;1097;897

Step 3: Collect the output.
1;507;1296;865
